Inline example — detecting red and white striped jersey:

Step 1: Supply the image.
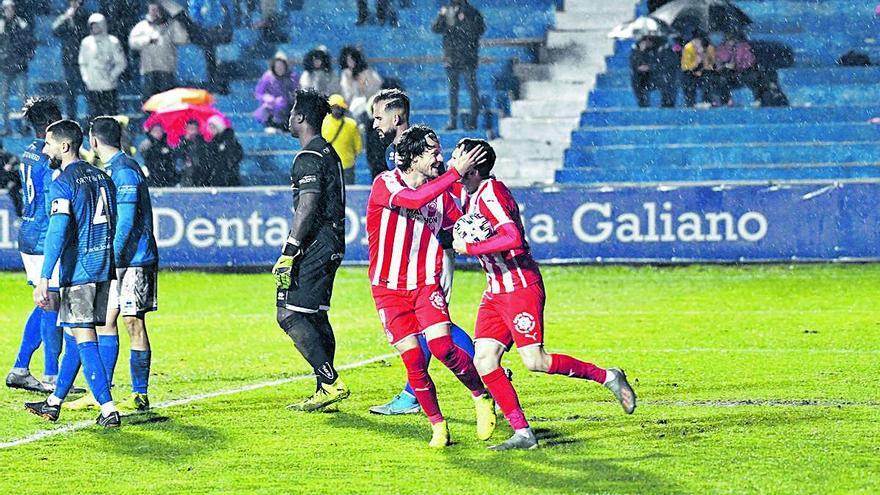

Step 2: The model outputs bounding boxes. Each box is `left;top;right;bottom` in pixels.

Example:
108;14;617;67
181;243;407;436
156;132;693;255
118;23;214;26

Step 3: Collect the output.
465;178;542;294
367;168;462;290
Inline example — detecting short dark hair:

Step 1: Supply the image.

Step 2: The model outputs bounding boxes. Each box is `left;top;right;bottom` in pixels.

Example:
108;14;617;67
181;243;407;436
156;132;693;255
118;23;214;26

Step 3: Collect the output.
396;125;438;172
90;116;122;148
186;119;199;127
293;89;330;131
22;97;62;136
373;89;410;121
46;119;84;151
457;138;495;178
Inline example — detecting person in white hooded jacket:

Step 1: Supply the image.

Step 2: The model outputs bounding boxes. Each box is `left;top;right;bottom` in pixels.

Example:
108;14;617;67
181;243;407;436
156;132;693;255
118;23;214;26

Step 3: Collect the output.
78;13;126;119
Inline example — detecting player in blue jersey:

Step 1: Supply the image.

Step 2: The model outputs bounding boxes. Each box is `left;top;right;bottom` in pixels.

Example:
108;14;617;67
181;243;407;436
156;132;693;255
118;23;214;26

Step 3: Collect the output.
6;98;64;394
24;120;121;428
369;88;483;415
64;117;159;413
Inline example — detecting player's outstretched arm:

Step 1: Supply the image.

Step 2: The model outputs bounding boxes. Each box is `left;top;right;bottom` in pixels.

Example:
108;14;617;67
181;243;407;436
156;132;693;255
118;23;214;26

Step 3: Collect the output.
455;222;522;256
388;168;461;210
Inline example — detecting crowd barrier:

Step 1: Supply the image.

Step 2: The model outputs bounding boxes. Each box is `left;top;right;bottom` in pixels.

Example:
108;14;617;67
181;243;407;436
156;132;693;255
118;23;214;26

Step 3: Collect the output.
1;181;878;269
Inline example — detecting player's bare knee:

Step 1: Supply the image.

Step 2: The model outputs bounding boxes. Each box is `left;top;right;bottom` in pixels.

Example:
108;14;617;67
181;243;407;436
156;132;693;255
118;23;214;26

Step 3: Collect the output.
520;348;551;372
123;316;146;340
472;352;499;375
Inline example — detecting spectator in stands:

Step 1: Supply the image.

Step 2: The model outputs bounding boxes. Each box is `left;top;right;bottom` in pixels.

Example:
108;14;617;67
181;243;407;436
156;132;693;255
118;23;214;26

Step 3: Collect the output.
205;115;242;186
300;46;341;96
139;123;179;187
52;0;89;120
177;0;234;94
79;13;127;120
254;0;285;42
680;31;718;108
322;94;362;185
630;35;678;108
715;32;761;106
432;0;485;130
0;0;35;136
129;1;189;100
339;46;383;122
356;0;397;28
177;118;210;186
253;50;298;133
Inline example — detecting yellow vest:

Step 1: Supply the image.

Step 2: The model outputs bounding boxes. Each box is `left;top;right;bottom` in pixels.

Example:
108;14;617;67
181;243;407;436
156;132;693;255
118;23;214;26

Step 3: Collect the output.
321;115;363;169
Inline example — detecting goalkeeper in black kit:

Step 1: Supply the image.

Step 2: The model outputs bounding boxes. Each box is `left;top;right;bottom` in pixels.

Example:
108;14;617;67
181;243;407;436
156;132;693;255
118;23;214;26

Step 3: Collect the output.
272;90;349;411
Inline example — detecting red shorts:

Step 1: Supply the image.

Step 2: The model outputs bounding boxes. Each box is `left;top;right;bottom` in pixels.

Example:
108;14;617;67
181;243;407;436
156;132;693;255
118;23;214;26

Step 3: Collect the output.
371;284;450;345
474;282;545;349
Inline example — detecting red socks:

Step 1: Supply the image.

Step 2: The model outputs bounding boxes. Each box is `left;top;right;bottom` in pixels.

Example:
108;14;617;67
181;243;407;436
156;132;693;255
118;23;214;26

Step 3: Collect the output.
481;367;529;430
548;354;607;384
401;348;443;424
427;335;486;397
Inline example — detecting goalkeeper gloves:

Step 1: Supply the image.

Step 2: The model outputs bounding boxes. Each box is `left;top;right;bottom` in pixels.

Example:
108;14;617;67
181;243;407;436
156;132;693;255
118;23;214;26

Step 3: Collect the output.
273;235;304;289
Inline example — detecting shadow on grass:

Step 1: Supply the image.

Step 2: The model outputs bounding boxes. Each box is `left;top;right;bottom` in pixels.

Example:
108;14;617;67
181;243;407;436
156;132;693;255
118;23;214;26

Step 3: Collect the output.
82;413;226;464
325;412;680;493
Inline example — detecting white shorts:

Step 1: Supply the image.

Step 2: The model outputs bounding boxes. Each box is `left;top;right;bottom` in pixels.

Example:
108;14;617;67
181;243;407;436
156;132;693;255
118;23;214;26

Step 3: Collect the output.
108;265;158;316
59;281;111;328
21;252;60;290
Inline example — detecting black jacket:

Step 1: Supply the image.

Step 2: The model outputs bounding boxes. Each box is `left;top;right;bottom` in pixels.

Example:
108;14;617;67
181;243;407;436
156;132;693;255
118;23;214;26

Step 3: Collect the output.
141;135;178;187
432;2;485;69
177;135;211;187
0;15;35;74
630;41;678;81
52;7;89;67
206;128;243;187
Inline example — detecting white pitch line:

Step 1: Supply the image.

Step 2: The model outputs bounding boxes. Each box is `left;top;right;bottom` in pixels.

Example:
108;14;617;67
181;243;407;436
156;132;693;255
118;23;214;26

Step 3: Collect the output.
0;352;398;450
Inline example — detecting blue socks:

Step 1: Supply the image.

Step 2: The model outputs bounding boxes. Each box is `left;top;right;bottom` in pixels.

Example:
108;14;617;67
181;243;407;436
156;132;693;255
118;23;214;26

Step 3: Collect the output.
97;334;119;386
77;341;112;405
41;310;61;377
13;307;43;370
53;333;81;400
402;324;475;397
130;350;151;394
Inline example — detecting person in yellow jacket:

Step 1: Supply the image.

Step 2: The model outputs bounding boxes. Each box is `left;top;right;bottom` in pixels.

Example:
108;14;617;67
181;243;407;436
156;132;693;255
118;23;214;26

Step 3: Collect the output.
680;31;717;107
321;94;363;185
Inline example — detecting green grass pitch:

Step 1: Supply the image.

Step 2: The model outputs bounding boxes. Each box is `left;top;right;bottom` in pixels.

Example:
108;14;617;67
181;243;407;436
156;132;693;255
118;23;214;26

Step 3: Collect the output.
0;265;878;494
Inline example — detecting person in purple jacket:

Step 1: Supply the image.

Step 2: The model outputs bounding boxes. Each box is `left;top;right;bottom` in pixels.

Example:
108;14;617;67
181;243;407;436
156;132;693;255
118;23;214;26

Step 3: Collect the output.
253;51;299;133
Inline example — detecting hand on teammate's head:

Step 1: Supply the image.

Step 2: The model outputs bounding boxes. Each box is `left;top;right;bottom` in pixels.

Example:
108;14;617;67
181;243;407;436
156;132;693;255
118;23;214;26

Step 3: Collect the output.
451;144;487;175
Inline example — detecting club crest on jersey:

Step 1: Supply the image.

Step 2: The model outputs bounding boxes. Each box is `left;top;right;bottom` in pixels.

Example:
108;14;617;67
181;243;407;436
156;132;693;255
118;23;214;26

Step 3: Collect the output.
513;312;538;341
429;290;446;311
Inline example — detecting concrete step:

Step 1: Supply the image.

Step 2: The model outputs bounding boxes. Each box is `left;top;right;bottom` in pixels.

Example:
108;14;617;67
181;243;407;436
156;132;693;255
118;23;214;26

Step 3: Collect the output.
522;80;592;100
561;0;640;14
514;62;604;82
546;31;616;50
553;12;638;31
510;98;586;118
491;138;568;160
493;157;558;186
499;117;579;143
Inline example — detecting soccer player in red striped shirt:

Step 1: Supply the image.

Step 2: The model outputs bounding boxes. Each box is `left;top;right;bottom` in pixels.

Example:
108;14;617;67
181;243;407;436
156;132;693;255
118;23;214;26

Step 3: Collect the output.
366;125;495;448
451;139;637;451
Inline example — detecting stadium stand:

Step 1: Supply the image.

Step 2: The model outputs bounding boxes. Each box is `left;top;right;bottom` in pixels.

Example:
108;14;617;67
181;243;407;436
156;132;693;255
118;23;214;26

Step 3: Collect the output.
15;0;558;186
556;0;880;185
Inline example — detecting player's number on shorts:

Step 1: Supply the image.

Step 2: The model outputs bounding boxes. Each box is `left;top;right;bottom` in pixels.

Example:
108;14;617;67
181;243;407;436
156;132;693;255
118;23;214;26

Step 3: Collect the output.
20;163;35;205
94;187;109;225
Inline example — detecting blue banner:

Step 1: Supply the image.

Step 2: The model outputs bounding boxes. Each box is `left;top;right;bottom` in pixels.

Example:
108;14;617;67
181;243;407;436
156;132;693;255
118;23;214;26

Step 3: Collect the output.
1;181;879;269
